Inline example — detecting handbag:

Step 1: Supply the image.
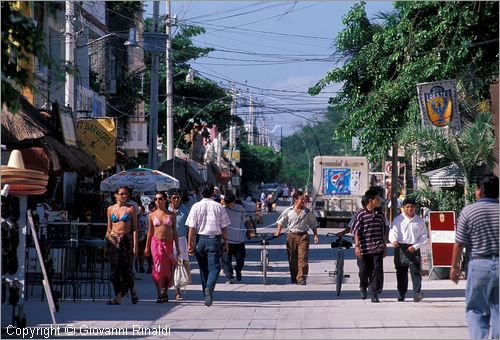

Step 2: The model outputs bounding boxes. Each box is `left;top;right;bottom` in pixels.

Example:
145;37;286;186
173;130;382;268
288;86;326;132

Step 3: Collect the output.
174;258;191;288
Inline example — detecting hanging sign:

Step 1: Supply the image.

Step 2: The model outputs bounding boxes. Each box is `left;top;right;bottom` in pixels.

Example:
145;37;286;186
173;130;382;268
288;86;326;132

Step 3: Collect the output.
417;80;461;131
76;118;117;170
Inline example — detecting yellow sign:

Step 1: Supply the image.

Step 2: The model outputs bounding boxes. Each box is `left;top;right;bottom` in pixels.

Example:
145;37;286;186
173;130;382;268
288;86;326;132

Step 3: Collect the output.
417;80;460;130
223;149;240;163
77;118;117;170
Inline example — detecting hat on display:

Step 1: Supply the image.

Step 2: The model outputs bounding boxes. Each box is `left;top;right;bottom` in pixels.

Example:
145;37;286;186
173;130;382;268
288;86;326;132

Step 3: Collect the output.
0;150;48;195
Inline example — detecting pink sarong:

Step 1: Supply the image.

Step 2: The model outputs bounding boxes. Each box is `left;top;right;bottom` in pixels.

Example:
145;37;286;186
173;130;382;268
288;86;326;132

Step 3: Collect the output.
151;235;177;287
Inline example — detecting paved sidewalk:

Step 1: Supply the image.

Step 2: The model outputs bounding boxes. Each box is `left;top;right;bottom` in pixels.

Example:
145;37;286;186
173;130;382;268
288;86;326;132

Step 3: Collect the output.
12;208;469;339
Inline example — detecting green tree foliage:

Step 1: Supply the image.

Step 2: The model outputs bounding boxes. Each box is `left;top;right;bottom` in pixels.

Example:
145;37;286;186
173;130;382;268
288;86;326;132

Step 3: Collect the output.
401;111;496;202
239;142;282;185
1;2;50;113
142;20;237;153
309;1;498;162
407;185;468;213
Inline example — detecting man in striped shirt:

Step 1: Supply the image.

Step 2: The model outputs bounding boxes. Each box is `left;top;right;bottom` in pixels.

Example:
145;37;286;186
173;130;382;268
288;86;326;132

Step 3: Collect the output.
451;175;499;339
352;189;388;303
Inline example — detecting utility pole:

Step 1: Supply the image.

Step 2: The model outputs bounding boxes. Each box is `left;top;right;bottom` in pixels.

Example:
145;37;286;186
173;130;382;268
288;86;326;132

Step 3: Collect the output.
228;84;237;156
248;95;255;145
147;1;159;169
65;1;77;119
165;0;174;161
228;84;237;194
390;141;399;222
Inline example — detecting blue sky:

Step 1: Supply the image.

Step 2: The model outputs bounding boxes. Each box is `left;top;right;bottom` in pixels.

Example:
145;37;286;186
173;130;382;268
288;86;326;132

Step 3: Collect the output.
144;1;394;136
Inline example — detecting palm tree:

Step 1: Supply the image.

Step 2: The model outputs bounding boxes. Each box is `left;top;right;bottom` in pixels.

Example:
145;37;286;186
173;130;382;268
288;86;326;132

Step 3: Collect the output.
401;111;496;203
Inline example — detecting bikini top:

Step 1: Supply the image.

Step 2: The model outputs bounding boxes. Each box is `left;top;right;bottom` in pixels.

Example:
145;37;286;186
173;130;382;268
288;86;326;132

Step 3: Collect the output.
153;215;172;227
110;206;130;223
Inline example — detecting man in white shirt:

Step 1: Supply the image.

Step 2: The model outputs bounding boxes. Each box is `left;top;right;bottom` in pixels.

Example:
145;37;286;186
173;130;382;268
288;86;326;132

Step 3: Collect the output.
187;183;230;307
389;197;428;302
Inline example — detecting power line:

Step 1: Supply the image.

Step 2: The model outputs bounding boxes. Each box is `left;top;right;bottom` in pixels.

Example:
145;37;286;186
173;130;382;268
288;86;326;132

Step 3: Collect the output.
182;20;331;41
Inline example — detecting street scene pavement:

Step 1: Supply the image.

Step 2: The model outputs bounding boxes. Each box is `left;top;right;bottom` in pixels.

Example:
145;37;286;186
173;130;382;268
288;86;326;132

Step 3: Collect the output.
17;202;468;339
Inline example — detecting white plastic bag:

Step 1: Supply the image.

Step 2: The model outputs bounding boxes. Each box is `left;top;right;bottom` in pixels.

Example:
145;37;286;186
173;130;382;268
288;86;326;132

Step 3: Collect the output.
174;258;191;288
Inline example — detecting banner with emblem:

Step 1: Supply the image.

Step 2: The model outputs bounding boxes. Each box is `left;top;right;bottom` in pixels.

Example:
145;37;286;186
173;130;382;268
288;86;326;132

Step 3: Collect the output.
417;80;460;131
76;118;117;170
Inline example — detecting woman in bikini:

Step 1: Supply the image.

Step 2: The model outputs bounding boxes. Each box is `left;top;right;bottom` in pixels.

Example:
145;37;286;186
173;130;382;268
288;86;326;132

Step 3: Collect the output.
145;191;180;303
105;186;139;305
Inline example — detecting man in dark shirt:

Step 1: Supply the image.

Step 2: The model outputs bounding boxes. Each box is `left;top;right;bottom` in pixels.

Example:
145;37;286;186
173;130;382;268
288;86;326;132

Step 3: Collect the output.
352;189;388;303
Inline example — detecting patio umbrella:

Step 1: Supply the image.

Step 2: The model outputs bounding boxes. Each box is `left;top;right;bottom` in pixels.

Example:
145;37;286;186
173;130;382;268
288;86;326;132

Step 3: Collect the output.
100;167;179;192
422;164;465;188
158;157;206;191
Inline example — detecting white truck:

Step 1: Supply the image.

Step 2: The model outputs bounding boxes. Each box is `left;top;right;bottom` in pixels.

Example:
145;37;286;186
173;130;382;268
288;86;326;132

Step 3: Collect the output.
312;156;370;228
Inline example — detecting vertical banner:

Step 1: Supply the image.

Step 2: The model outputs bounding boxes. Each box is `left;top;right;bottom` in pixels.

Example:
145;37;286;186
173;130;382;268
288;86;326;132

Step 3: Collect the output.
76;118;117;170
417;80;460;131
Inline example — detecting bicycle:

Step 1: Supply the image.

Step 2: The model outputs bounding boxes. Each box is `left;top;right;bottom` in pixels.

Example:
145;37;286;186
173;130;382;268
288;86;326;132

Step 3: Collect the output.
256;233;275;285
326;230;353;296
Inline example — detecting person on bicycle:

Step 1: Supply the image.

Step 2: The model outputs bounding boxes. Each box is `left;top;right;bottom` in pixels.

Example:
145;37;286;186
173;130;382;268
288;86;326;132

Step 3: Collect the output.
274;189;319;285
352;189;388;303
388;197;428;303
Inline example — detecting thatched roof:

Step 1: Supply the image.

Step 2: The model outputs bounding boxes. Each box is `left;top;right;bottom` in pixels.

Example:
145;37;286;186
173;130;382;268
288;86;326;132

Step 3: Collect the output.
1;98;99;176
42;136;99;176
1;98;48;143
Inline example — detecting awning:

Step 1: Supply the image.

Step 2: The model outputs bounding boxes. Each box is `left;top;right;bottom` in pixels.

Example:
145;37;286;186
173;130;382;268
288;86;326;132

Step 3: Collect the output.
206;161;221;186
1;98;100;176
158;156;206;191
422;164;465;187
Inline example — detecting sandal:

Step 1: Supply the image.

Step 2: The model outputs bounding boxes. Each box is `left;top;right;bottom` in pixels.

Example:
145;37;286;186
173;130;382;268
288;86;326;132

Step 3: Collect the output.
156;297;164;303
161;292;169;303
106;299;121;305
175;293;183;301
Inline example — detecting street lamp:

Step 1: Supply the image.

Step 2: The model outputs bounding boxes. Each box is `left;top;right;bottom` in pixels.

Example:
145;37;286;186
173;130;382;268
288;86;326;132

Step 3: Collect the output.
185;68;195;84
72;28;138;120
85;28;138;47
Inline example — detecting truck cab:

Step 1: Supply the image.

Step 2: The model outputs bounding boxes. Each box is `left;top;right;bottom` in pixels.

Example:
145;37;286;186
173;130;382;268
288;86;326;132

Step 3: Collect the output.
312;156;369;228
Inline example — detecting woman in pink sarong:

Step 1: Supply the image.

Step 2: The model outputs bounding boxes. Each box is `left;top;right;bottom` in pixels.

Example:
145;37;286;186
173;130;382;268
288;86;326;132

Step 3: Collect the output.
145;192;179;303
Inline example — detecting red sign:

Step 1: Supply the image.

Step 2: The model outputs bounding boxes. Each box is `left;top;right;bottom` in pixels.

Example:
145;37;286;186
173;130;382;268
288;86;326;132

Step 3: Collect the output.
428;211;456;267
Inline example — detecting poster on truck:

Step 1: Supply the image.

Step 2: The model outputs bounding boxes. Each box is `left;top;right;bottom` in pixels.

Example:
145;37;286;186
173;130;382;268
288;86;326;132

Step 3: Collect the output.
323;168;352;195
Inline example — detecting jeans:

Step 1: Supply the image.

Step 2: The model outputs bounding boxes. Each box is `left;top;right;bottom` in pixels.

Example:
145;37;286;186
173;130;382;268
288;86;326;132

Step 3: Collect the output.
465;258;499;339
222;243;246;279
195;235;223;294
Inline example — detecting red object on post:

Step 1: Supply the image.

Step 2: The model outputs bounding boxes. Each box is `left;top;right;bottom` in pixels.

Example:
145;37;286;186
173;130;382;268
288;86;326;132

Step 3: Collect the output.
428;211;456;268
